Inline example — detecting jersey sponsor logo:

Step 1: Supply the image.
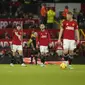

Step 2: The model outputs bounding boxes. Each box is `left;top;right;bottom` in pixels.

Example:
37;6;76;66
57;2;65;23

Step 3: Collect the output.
41;35;47;38
66;26;74;30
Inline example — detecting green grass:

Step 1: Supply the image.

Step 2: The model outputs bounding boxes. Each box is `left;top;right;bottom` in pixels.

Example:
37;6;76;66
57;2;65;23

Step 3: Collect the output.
0;64;85;85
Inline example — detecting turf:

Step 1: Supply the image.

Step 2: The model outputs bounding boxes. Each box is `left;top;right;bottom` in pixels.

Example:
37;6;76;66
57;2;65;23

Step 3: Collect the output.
0;64;85;85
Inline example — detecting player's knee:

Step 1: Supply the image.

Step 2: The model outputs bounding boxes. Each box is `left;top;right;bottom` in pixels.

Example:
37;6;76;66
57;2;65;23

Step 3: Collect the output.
18;50;23;55
41;52;44;56
63;50;68;55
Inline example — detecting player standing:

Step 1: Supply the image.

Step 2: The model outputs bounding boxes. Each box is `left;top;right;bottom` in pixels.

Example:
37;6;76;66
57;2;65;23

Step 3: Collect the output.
37;24;52;66
28;31;38;65
10;24;26;66
58;12;80;69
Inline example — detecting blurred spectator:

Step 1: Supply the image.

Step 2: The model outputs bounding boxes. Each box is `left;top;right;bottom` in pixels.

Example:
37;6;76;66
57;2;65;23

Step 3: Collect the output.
47;7;55;29
12;23;16;28
77;10;85;29
4;42;10;49
23;18;38;29
23;20;29;29
0;32;11;39
6;22;12;28
28;13;33;19
40;4;47;25
23;13;29;18
62;6;69;19
23;32;28;39
4;32;11;39
9;0;21;15
73;8;78;20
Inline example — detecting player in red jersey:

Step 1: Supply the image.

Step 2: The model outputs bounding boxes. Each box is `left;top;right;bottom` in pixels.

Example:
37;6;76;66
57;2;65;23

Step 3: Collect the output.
10;24;26;66
36;24;52;66
58;12;80;69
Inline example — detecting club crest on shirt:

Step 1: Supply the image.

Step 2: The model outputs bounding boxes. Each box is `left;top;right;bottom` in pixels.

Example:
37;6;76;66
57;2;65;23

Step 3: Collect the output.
72;23;75;26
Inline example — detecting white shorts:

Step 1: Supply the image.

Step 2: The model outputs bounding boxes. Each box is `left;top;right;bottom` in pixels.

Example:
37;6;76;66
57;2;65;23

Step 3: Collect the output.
40;46;49;53
12;44;22;52
63;39;76;50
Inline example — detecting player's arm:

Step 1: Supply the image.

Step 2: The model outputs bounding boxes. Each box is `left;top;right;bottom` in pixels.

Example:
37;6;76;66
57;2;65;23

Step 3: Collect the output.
75;29;80;41
58;22;64;42
58;28;64;41
15;32;20;37
48;31;52;43
31;42;35;50
15;31;21;41
36;32;39;48
47;31;52;47
75;22;80;44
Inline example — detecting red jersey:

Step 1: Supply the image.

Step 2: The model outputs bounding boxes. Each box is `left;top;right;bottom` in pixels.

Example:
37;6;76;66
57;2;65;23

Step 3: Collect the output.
37;30;51;46
12;29;23;45
62;20;78;40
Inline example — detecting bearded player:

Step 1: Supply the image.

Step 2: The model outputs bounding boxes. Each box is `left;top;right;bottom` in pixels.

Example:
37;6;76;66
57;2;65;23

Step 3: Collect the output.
10;24;26;66
37;24;52;66
58;12;80;69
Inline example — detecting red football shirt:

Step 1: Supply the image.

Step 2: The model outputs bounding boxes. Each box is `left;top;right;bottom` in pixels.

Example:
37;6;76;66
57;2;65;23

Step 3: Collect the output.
62;20;78;40
12;29;23;45
37;30;51;46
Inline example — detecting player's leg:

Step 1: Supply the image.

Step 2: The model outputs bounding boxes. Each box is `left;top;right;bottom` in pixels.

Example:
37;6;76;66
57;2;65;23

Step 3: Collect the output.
18;45;26;66
40;46;46;66
68;40;76;69
63;39;69;65
34;50;38;65
10;45;17;66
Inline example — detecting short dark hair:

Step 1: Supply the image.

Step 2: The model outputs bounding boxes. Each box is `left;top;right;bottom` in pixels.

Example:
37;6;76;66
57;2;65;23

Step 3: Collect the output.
67;12;73;15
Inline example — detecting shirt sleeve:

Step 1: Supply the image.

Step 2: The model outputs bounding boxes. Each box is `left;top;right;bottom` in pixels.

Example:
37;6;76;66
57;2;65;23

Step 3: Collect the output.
36;32;40;45
61;20;65;29
75;22;78;30
47;31;52;43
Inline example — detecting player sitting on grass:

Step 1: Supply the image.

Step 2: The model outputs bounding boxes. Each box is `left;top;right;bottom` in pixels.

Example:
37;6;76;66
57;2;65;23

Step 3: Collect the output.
58;12;80;69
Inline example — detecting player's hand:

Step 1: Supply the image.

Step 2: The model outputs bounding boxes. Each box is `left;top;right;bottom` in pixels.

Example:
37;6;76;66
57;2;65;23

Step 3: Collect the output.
76;40;80;45
57;39;61;45
36;44;39;49
33;48;35;50
49;42;53;48
36;42;39;49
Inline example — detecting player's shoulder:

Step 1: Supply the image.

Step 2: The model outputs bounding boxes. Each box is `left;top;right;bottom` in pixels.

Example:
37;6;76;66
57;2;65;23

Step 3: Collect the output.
61;19;67;24
13;29;17;32
62;19;66;23
72;19;78;24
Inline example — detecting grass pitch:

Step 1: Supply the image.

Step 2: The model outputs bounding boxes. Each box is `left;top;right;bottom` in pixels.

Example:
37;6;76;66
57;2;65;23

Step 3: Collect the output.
0;64;85;85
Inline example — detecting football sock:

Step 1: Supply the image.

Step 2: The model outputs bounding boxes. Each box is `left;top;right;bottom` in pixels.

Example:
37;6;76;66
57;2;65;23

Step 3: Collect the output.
41;56;45;64
20;55;24;64
10;56;15;64
35;56;38;65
